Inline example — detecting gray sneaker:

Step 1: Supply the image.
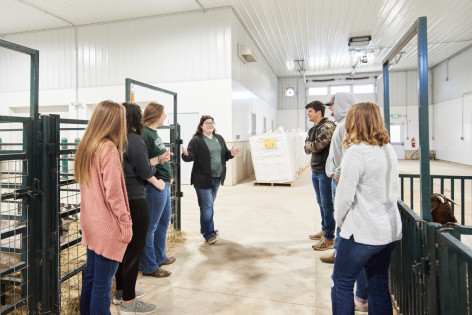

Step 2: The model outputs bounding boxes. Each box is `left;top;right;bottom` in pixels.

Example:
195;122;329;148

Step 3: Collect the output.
120;299;157;315
113;289;146;305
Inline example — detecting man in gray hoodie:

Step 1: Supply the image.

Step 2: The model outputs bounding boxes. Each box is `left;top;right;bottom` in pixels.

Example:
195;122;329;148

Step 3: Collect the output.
323;92;357;262
323;92;369;312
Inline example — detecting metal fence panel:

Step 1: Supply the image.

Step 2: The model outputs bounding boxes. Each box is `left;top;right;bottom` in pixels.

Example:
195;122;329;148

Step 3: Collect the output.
0;118;33;314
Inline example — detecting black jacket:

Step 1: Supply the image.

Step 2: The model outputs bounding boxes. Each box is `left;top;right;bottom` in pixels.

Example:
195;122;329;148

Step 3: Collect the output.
181;134;234;188
123;131;156;200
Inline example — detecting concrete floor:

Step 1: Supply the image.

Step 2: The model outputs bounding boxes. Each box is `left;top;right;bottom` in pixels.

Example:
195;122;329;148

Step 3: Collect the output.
110;160;472;315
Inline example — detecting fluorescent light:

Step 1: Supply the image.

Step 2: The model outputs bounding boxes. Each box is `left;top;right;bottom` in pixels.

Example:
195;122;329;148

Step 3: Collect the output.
349;36;372;47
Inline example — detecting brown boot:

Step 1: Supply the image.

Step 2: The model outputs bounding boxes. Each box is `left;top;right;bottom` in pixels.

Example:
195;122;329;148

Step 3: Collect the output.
320;253;335;264
142;267;172;278
312;237;335;251
159;256;176;266
309;231;324;240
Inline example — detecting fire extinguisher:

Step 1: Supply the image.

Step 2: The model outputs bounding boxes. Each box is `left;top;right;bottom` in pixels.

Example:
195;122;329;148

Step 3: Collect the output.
411;137;416;148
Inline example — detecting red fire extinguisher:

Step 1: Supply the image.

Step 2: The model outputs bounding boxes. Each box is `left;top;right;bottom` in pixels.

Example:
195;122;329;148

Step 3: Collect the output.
411;137;416;148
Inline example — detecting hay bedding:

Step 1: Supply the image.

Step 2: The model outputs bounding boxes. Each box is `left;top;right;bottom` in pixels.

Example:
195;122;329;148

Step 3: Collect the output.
3;221;186;314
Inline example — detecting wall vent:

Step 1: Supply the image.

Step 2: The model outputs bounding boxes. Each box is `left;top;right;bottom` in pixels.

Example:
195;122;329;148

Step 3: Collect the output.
238;44;258;63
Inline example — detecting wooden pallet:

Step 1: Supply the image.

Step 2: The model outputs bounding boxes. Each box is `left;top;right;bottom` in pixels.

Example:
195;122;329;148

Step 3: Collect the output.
254;164;310;187
254;181;293;187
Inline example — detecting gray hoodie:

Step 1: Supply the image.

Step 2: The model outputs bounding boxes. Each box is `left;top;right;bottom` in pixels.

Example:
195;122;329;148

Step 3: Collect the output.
325;92;357;178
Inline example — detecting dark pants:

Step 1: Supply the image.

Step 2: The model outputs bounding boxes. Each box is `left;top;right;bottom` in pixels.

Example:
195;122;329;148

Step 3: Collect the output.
115;198;149;301
80;249;119;315
331;236;397;315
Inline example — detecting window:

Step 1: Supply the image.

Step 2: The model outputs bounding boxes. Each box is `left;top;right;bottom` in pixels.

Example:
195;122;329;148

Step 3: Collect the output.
353;84;375;94
390;125;402;143
308;87;328;96
330;85;351;94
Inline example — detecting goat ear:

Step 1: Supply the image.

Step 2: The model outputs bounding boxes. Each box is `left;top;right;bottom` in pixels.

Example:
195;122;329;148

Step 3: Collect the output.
435;195;445;203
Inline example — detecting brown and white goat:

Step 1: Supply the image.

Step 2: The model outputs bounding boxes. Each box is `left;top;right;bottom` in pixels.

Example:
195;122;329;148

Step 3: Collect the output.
431;193;458;225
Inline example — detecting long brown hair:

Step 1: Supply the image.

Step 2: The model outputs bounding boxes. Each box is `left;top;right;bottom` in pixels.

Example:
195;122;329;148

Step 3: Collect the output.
75;100;127;186
143;102;164;127
194;115;215;136
343;102;389;149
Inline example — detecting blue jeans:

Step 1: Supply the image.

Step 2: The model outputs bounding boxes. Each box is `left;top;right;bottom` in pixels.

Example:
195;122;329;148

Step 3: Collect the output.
311;171;335;240
332;178;341;254
331;178;368;303
80;248;119;315
331;236;397;315
195;177;220;241
141;182;171;274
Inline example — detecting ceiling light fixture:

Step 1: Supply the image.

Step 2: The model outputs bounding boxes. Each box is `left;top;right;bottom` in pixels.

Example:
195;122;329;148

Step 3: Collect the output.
348;36;372;48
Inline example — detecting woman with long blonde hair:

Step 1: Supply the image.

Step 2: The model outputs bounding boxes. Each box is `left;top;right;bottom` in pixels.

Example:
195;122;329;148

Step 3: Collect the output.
76;100;133;315
331;102;402;315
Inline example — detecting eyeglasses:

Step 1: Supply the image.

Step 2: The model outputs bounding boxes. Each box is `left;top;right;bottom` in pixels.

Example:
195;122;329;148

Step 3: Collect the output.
204;121;215;126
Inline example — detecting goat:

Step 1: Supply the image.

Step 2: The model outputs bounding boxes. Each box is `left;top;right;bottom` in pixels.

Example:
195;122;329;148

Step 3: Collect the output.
59;203;80;244
431;193;458;225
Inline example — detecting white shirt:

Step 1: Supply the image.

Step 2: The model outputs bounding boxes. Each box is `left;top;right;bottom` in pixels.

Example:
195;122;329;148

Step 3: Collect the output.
335;142;402;245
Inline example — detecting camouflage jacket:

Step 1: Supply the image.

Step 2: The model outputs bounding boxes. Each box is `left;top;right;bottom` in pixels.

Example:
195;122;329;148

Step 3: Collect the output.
305;117;336;172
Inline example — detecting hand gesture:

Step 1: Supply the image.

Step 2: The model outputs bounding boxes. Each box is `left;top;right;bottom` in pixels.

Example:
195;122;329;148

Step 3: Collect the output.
230;146;240;157
181;145;189;156
160;148;173;163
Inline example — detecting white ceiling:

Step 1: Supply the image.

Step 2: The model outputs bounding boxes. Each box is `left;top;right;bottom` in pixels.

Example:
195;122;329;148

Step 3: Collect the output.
1;0;472;78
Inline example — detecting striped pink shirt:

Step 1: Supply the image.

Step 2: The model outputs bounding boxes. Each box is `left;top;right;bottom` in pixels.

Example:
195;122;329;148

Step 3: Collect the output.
79;141;132;262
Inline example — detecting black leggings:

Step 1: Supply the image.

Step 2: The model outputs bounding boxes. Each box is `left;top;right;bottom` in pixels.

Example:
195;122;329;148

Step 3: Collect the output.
115;198;149;301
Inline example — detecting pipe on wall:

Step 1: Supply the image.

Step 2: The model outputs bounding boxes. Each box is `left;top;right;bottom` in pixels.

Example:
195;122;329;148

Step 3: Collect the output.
461;91;472;140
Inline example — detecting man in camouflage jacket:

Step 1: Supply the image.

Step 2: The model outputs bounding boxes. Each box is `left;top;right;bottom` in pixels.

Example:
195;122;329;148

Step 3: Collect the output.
304;100;337;251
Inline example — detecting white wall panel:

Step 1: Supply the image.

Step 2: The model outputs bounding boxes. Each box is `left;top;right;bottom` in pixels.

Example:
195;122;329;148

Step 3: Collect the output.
232;81;276;141
433;45;472;103
376;70;432;108
278;77;305;110
230;11;277;108
1;9;233;92
0;28;76;92
434;97;472;165
276;109;306;131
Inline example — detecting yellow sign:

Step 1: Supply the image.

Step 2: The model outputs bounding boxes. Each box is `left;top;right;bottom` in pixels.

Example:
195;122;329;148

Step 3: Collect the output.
263;138;275;149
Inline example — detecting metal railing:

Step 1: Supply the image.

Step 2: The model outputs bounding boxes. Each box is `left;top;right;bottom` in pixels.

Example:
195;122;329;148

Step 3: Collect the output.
399;174;472;225
391;201;472;315
437;229;472;314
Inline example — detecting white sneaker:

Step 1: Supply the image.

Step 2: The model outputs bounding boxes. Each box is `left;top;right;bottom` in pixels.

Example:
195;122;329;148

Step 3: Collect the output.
119;299;157;315
113;289;146;305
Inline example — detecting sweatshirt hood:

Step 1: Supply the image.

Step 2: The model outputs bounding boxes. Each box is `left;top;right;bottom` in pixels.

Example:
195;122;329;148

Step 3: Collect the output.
333;92;357;122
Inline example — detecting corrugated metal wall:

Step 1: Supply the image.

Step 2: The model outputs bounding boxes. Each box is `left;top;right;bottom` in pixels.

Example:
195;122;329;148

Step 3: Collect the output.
433;45;472;103
376;70;432;108
278;77;304;110
0;9;234;92
231;12;278;108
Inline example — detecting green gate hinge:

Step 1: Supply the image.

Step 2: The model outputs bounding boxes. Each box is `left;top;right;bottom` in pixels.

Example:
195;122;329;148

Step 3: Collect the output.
178;192;183;197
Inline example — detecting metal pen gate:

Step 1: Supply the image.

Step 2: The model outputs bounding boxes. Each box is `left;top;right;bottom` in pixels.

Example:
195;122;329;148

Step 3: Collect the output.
0;116;34;313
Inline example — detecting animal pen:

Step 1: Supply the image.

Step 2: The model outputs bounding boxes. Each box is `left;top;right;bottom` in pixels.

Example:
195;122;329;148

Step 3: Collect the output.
0;39;182;314
386;17;472;315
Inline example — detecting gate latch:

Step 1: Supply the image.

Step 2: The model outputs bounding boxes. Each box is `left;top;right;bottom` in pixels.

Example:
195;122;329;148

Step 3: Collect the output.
14;178;40;199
